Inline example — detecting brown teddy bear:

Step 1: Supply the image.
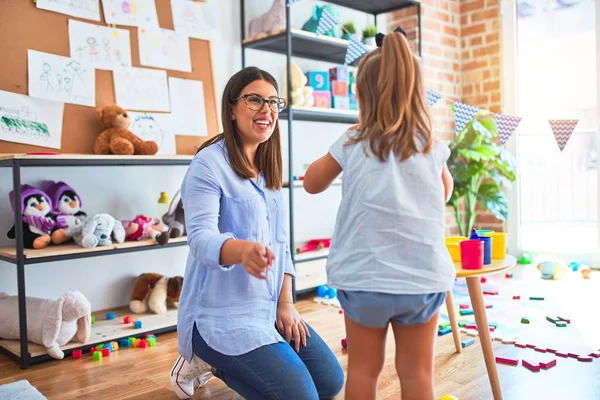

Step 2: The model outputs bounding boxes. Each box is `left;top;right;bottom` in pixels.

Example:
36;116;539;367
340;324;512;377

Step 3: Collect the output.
129;273;183;314
94;105;159;155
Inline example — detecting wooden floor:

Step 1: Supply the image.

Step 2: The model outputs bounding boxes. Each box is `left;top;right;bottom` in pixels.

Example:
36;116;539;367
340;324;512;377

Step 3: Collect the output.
1;265;600;400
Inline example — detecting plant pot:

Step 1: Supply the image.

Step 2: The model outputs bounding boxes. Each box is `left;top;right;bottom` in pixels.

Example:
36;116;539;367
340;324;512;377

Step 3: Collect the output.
342;33;352;41
362;37;376;46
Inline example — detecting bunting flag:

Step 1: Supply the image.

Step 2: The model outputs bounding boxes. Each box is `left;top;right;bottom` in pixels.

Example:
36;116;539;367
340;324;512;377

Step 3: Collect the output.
287;0;301;5
345;35;369;65
549;119;579;151
317;8;338;36
494;114;522;145
453;102;480;135
426;89;442;107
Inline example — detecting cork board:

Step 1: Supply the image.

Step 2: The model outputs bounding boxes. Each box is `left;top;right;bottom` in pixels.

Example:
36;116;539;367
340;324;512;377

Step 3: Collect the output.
0;0;219;155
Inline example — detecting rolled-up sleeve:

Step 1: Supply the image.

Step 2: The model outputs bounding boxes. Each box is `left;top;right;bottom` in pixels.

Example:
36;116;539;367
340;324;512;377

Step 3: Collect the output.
284;243;296;277
181;158;236;271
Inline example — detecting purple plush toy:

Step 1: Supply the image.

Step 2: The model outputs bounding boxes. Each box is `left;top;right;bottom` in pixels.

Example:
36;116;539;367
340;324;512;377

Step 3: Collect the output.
7;184;55;249
42;181;87;245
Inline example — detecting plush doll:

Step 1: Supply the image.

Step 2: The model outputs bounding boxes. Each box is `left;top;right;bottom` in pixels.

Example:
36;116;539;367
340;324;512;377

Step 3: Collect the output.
129;273;184;314
42;180;87;245
248;0;285;38
94;105;158;156
122;215;170;245
67;213;125;248
162;190;186;238
6;184;55;249
283;62;314;107
0;291;91;359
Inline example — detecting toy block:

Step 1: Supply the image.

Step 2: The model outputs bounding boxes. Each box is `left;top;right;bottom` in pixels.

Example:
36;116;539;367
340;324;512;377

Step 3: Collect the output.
331;80;348;97
495;356;519;366
438;322;451;330
539;358;557;369
106;312;115;320
459;309;474;316
349;82;357;96
329;66;348;83
349;93;358;110
148;338;156;347
438;327;452;336
546;348;557;353
480;277;487;283
458;321;467;327
97;344;104;350
577;356;593;362
557;316;570;323
520;317;530;324
461;338;475;348
341;338;347;349
465;324;477;330
522;359;540;372
123;316;132;324
526;344;536;348
92;351;102;361
534;347;546;353
90;346;97;354
139;339;148;348
555;351;569;357
133;339;141;348
568;352;580;358
110;342;119;351
589;352;600;358
529;296;544;301
91;315;96;324
72;349;82;359
120;339;130;348
332;96;350;110
546;316;557;323
505;273;513;278
485;304;493;309
128;338;135;347
312;90;331;108
134;320;142;329
555;321;567;327
493;337;504;342
105;343;113;352
483;291;498;295
502;339;516;345
145;334;156;339
488;322;499;328
513;296;520;300
459;304;470;309
466;331;479;337
440;396;459;400
101;348;110;357
306;71;329;91
515;343;527;348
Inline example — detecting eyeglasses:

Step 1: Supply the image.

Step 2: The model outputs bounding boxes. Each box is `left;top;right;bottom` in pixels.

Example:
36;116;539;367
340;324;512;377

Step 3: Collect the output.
232;94;287;113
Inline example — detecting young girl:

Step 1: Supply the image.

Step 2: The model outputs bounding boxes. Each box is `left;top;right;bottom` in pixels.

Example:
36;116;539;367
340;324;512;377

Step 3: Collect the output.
303;29;455;400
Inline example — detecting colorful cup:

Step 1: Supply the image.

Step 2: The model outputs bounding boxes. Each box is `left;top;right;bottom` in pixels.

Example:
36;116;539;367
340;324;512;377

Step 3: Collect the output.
445;236;468;262
460;239;484;270
477;229;494;236
485;232;506;259
479;236;492;265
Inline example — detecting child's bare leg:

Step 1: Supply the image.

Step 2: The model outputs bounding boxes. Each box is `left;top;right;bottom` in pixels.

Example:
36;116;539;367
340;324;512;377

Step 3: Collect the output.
344;314;388;400
391;312;439;400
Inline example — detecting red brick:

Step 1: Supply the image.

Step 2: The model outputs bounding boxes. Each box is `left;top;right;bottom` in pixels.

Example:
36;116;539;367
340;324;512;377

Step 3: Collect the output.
471;7;499;22
483;70;491;80
491;56;501;67
470;36;484;46
473;44;500;58
450;2;460;14
462;23;486;37
490;104;502;113
461;14;469;25
432;10;451;23
444;25;459;36
424;19;441;32
483;81;500;92
441;36;458;47
461;0;485;13
486;32;500;44
463;84;474;96
426;45;445;57
463;59;488;71
491;92;501;103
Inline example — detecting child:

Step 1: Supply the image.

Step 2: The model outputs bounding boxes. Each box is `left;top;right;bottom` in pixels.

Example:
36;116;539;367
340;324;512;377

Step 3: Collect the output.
303;27;455;400
169;354;213;399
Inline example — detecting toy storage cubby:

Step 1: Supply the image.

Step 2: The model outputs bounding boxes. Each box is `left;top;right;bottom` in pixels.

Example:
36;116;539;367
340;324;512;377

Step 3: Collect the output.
0;154;192;369
241;0;422;296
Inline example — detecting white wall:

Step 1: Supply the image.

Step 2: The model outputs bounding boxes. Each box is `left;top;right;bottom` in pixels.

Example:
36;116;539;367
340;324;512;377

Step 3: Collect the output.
0;0;378;310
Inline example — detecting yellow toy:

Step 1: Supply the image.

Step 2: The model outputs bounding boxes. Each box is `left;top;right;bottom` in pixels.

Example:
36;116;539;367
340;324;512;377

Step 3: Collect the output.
283;62;314;107
439;396;458;400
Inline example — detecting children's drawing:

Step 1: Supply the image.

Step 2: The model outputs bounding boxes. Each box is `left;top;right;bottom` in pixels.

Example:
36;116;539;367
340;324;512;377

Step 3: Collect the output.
113;67;170;112
168;77;208;136
28;50;96;108
101;0;159;27
0;90;64;149
138;27;192;72
36;0;100;22
171;0;219;41
128;112;176;155
68;20;132;70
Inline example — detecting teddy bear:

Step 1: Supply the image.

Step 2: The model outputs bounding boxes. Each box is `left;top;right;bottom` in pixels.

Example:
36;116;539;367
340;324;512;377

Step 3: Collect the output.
94;105;159;156
129;273;184;315
283;62;314;108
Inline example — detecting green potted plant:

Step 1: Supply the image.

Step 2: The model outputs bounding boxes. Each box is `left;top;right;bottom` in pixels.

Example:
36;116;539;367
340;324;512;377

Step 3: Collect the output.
447;112;517;237
342;21;356;40
362;25;377;46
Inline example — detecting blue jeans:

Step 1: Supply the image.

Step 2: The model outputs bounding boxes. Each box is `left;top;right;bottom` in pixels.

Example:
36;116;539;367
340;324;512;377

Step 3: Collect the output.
192;323;344;399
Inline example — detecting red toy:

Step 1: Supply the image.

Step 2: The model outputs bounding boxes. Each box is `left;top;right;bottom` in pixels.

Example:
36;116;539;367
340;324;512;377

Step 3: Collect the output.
495;356;518;366
341;338;347;349
101;348;110;357
522;359;540;372
296;238;331;254
539;358;557;369
72;349;82;359
123;316;132;324
139;339;148;348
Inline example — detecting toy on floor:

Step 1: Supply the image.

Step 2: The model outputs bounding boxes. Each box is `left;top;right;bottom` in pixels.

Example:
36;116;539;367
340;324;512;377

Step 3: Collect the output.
536;259;568;280
43;180;87;245
6;184;55;249
301;4;338;37
122;214;170;245
579;264;591;279
316;285;336;299
161;190;186;239
95;105;158;155
0;291;91;359
520;253;532;264
67;213;125;248
248;0;285;38
129;272;184;314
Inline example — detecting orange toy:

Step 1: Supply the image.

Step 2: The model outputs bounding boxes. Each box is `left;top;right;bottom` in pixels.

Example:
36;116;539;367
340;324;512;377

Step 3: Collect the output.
94;105;158;155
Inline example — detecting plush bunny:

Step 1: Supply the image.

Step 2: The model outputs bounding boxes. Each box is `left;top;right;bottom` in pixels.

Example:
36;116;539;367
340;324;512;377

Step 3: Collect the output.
67;213;125;248
0;291;91;359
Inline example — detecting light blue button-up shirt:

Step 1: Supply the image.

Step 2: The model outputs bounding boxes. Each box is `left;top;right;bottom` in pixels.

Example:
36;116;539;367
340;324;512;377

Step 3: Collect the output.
177;138;295;361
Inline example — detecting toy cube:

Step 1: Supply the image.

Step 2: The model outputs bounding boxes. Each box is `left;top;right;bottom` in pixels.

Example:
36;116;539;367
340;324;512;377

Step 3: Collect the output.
90;346;97;354
123;316;132;324
106;312;115;320
331;81;348;97
332;96;349;110
139;339;148;348
91;315;96;324
329;66;348;83
306;71;329;91
134;320;142;329
148;338;156;347
313;91;331;108
92;351;102;361
348;82;356;96
110;341;119;351
101;348;110;357
120;339;130;348
72;349;82;359
349;93;358;111
133;338;141;348
105;343;113;352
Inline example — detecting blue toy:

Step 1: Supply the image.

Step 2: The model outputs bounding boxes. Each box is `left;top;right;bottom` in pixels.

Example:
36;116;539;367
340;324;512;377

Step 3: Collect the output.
301;5;339;38
120;338;130;348
106;311;115;320
316;285;328;298
134;320;142;329
326;287;337;299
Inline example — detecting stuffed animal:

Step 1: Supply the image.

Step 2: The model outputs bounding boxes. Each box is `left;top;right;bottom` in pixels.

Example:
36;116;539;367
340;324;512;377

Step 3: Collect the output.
67;213;125;248
122;215;170;245
6;184;55;249
283;62;314;107
248;0;285;38
43;180;87;245
0;291;91;359
162;190;186;238
301;4;339;37
94;105;158;156
129;273;184;314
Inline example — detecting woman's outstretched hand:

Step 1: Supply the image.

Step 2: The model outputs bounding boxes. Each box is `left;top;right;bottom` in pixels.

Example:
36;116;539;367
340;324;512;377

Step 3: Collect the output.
241;242;275;280
277;302;310;352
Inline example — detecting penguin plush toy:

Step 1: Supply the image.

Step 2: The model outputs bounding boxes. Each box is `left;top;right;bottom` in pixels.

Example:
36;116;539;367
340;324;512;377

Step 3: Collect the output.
42;181;87;244
7;185;55;249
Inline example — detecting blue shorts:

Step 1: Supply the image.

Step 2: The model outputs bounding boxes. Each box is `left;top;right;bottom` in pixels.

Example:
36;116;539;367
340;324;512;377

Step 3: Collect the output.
337;290;446;329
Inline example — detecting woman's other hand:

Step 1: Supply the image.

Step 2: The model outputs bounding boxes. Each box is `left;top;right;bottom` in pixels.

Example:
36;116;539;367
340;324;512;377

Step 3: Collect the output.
277;302;310;352
241;242;275;280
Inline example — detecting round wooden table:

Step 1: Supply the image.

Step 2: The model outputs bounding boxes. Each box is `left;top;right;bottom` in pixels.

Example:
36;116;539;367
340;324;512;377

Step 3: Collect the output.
444;255;517;400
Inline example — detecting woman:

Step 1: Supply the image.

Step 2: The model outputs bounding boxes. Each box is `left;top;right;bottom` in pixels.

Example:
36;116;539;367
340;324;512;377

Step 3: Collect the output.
173;66;344;400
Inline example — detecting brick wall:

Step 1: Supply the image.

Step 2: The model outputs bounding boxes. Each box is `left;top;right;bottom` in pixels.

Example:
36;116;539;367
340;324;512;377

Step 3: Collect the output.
388;0;503;235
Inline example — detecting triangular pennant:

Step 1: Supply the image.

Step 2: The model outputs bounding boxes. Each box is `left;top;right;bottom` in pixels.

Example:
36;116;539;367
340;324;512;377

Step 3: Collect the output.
426;89;442;107
316;8;338;36
453;102;479;134
549;119;579;151
287;0;301;5
494;114;522;145
345;35;368;65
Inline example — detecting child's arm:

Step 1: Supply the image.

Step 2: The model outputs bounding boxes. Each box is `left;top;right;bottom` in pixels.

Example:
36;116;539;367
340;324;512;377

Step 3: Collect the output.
303;154;342;194
442;163;454;203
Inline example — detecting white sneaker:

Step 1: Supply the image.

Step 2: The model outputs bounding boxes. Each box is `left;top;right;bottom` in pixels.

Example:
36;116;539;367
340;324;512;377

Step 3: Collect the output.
170;354;214;399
